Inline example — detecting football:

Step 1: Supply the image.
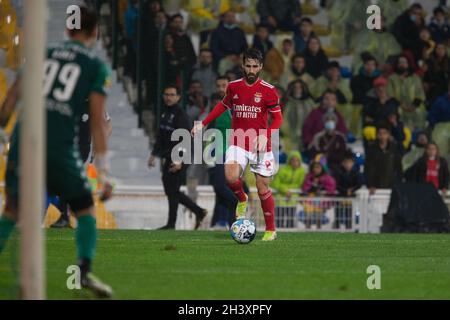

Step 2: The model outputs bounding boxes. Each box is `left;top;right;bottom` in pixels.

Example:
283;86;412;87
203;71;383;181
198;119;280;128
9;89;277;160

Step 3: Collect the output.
230;219;256;244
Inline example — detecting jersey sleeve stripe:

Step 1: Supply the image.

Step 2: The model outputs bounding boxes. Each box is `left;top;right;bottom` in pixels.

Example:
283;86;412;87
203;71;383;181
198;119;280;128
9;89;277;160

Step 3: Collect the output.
269;109;281;113
267;104;279;109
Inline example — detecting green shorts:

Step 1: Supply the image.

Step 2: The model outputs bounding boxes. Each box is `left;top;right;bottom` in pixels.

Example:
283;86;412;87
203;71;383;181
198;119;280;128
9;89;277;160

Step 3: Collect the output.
6;128;94;211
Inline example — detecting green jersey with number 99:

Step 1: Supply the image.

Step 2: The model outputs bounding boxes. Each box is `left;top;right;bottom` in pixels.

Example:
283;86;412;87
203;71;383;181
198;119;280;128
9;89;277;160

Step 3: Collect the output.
44;40;110;149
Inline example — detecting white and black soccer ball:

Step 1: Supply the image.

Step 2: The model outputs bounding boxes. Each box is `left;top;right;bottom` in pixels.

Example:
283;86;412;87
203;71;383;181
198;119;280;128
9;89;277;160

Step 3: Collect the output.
230;219;256;244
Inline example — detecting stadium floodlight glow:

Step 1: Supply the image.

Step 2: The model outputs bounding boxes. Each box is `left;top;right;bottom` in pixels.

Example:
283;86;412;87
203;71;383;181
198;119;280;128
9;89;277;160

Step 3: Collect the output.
20;0;48;300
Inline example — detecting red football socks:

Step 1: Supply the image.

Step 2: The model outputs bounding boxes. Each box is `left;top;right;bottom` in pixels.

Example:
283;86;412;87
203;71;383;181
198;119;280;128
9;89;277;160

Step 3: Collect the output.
227;179;247;202
259;190;275;231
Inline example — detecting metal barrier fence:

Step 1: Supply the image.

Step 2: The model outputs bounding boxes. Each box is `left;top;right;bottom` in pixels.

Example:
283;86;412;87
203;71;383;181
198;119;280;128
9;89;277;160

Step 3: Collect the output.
104;186;392;233
2;184;448;232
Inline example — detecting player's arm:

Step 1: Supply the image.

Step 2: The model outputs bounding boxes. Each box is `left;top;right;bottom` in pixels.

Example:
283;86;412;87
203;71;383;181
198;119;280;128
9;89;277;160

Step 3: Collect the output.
90;60;113;200
90;92;108;158
191;86;232;136
255;89;283;152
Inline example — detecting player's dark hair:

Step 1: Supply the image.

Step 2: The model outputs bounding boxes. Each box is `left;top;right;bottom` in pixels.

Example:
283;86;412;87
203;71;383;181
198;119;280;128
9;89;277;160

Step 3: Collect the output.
243;48;264;65
164;84;180;95
67;6;99;37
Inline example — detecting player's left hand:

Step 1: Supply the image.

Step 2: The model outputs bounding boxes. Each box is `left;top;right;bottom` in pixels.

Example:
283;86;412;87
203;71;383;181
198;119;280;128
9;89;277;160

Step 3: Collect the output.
253;135;268;153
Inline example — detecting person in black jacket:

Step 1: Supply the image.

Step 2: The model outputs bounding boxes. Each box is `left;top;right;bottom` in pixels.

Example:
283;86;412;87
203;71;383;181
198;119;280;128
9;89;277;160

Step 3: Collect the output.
334;151;364;197
257;0;302;33
392;3;425;62
407;142;450;194
333;151;364;229
365;123;403;195
209;11;248;69
148;85;207;230
304;36;329;79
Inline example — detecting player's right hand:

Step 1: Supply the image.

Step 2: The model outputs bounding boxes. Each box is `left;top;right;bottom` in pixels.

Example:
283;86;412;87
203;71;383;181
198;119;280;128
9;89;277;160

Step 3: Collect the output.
191;122;204;137
98;172;113;202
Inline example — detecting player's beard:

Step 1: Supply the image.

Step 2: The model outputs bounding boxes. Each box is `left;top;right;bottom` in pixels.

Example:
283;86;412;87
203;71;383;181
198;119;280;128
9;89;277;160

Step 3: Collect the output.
244;71;260;84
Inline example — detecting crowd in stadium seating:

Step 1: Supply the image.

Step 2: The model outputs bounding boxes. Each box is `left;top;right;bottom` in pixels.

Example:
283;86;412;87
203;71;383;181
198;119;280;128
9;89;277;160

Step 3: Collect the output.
113;1;450;203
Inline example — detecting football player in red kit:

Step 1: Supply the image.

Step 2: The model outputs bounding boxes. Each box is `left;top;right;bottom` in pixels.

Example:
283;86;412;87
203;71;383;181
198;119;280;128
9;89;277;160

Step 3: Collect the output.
191;48;283;241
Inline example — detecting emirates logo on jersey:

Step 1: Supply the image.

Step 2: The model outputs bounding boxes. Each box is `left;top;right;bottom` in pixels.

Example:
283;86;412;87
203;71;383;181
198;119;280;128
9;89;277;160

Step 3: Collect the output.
254;92;262;103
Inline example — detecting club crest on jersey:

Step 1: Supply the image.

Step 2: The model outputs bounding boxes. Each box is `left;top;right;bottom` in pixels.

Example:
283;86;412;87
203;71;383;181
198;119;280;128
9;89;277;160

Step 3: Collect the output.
254;92;262;103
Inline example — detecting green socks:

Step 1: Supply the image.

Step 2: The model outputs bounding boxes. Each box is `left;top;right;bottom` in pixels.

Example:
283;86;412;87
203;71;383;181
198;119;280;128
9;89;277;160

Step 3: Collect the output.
0;215;16;253
76;215;97;262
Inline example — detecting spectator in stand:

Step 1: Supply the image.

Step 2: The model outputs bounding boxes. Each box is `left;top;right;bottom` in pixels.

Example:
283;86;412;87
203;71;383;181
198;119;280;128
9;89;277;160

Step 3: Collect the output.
293;17;316;54
271;151;306;228
386;110;409;155
352;16;402;74
210;10;248;70
302;90;348;148
363;77;399;129
388;55;426;130
186;80;209;122
168;14;197;79
311;61;352;103
191;49;217;99
408;142;449;194
124;0;139;81
280;53;315;90
403;131;429;175
393;3;425;62
334;151;364;197
162;34;181;86
308;112;348;174
144;10;168;109
424;43;450;104
365;123;403;194
428;6;450;43
280;79;316;152
302;160;336;196
351;54;380;105
252;24;273;59
428;80;450;129
256;0;302;33
333;151;364;229
418;27;436;61
280;39;295;73
304;36;329;79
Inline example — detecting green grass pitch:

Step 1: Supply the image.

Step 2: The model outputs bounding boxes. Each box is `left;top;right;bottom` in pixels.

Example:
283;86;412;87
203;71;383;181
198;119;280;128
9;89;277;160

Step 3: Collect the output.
1;230;450;299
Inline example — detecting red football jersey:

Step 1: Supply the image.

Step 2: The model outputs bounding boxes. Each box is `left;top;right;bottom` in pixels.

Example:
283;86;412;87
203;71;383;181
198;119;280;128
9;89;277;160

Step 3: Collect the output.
221;78;281;152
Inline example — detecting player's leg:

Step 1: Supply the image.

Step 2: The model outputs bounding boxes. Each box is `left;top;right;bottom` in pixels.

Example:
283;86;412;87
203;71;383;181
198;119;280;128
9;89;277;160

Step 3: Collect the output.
224;146;248;219
72;206;112;298
48;148;112;297
250;151;277;241
254;174;277;241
